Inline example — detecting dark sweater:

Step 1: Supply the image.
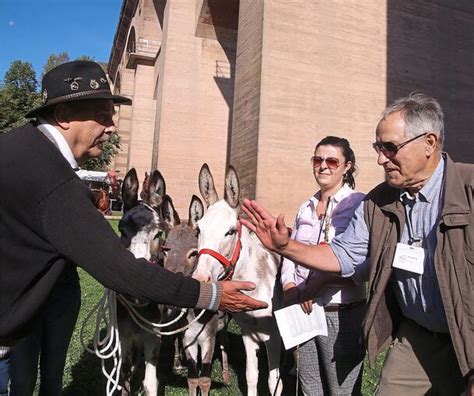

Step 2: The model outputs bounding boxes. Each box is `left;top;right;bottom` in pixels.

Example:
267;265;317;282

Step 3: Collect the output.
0;123;211;344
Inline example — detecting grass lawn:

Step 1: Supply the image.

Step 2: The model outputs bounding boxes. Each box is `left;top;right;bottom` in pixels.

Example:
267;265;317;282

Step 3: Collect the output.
60;219;385;395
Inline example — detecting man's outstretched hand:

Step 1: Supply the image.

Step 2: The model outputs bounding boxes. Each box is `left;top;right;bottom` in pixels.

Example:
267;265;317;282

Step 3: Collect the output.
218;280;268;313
241;198;290;253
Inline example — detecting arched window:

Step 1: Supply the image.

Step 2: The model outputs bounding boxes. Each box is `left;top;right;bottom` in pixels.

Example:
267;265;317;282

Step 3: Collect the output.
126;27;136;54
114;72;121;94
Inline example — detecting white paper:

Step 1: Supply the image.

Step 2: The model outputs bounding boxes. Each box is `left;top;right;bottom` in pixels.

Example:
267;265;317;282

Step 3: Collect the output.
392;242;425;275
274;301;328;350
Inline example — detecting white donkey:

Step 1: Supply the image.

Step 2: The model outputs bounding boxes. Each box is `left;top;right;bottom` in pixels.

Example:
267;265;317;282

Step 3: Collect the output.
193;164;283;396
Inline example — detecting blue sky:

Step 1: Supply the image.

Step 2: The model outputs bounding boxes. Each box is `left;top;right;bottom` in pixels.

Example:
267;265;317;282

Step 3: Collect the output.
0;0;122;81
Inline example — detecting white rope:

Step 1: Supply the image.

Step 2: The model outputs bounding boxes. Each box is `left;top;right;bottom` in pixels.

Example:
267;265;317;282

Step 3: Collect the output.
117;295;186;328
81;288;207;395
80;288;122;396
295;344;300;396
117;294;207;336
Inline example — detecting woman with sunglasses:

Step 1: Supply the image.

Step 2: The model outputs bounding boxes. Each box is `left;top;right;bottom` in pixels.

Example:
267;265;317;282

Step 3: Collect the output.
281;136;367;395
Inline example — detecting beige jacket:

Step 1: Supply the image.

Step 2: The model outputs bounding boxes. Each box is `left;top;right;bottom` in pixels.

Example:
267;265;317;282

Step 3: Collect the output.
362;153;473;377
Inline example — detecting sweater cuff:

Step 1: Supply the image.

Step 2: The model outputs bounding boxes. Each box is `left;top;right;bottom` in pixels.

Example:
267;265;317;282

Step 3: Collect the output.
0;346;11;359
196;282;222;311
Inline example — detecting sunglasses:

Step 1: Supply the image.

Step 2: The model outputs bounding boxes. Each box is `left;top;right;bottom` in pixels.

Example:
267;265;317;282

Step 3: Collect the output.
311;156;341;170
372;132;427;158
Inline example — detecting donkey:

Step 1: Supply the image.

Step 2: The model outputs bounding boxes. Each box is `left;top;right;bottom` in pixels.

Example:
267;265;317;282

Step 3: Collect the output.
193;164;283;396
160;195;230;395
117;167;170;395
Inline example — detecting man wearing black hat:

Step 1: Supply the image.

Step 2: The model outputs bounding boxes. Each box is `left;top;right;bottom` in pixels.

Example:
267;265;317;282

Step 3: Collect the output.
0;61;266;394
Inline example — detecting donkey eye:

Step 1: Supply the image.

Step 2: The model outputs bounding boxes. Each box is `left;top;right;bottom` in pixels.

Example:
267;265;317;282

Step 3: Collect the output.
187;249;198;259
154;231;164;240
225;228;236;237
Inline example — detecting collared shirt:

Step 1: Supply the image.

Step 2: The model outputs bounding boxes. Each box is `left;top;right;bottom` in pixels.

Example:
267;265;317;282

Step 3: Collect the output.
331;157;448;333
281;184;367;305
37;118;79;170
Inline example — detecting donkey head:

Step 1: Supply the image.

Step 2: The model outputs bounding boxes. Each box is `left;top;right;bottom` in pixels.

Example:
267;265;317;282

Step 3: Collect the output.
119;168;172;263
193;163;241;283
162;195;204;277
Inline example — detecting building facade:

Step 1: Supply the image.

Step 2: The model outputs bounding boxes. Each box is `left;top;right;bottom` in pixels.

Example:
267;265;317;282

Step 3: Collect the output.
108;0;473;219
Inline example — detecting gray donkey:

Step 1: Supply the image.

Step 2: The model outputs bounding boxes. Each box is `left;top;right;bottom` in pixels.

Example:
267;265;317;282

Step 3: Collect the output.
160;195;230;396
117;168;169;395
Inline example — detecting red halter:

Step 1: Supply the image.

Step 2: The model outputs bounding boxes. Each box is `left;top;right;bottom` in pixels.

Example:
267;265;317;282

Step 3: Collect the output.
198;221;242;281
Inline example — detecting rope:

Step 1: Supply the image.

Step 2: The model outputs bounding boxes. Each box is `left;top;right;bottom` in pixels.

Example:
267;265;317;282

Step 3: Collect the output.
295;344;300;395
80;289;122;396
81;288;207;395
116;294;206;335
272;371;283;396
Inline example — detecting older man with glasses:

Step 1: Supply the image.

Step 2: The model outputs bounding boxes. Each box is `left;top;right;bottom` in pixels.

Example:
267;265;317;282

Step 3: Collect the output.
242;92;473;395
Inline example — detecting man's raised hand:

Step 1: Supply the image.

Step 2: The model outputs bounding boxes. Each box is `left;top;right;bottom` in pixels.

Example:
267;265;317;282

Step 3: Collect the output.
241;198;290;252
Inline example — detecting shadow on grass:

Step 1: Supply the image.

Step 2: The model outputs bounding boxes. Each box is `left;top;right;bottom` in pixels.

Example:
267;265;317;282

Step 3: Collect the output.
63;340;106;396
158;334;234;395
226;331;297;396
157;327;295;395
64;325;297;395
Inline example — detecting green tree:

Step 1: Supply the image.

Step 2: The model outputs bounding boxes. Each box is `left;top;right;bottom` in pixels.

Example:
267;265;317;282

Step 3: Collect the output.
75;55;95;62
82;132;121;171
42;53;96;77
42;52;70;77
0;61;41;132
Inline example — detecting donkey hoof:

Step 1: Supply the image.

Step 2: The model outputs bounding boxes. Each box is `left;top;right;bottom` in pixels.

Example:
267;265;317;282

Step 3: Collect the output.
198;376;212;395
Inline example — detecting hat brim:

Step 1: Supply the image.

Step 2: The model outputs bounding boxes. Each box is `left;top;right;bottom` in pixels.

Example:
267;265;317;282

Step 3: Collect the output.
25;93;132;118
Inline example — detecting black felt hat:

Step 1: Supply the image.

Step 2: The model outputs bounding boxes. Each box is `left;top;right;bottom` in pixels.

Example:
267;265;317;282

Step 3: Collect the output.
26;60;132;118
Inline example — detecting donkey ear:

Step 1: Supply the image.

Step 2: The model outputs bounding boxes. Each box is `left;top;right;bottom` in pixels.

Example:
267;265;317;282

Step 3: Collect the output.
122;168;139;212
161;195;180;227
224;165;240;209
188;195;204;228
140;171;149;201
147;170;166;208
198;163;218;207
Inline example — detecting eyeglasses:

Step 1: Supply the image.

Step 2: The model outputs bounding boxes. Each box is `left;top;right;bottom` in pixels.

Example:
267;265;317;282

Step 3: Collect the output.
311;156;341;170
372;133;427;158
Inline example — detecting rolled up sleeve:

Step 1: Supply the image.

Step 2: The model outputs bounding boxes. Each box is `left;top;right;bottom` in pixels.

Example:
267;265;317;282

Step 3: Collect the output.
280;215;299;288
330;201;370;278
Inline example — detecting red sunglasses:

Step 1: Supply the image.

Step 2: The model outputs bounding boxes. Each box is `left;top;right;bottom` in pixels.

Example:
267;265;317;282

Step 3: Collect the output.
311;156;341;170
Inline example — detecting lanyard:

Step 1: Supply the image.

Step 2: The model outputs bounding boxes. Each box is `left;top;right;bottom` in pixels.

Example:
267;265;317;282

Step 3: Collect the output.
315;196;331;244
305;196;332;284
402;194;422;246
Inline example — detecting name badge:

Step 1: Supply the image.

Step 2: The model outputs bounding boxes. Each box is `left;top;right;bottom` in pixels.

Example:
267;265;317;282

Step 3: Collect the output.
392;243;425;275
